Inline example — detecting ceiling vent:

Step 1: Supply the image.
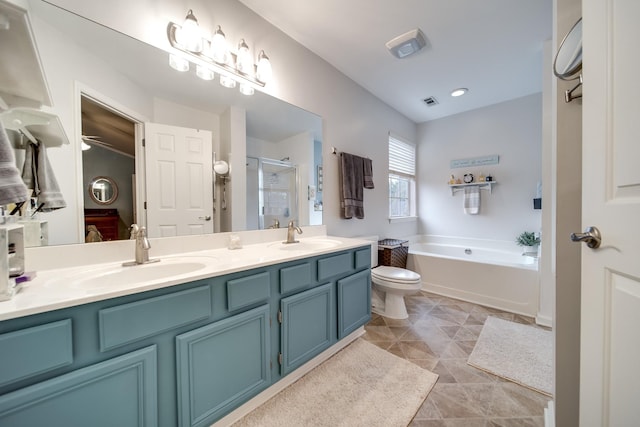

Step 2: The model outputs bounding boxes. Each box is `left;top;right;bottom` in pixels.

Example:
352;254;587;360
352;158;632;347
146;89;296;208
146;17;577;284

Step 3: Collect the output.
386;29;427;59
423;96;439;107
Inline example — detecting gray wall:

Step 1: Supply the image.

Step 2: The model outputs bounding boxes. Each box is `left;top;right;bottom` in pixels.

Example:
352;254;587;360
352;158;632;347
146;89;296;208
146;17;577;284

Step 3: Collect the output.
417;94;542;242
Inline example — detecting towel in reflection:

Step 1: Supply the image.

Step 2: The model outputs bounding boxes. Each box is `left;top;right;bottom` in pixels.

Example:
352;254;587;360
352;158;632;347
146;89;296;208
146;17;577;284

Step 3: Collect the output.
339;152;365;219
0;122;29;206
22;140;66;211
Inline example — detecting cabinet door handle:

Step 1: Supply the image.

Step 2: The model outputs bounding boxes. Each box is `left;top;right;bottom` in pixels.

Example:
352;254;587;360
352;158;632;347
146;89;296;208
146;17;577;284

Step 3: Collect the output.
199;216;212;221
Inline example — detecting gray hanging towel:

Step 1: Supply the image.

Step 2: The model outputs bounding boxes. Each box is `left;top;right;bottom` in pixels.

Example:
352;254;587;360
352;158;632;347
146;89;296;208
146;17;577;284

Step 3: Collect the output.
21;141;37;191
339;152;364;219
33;141;66;211
0;122;29;206
363;157;374;189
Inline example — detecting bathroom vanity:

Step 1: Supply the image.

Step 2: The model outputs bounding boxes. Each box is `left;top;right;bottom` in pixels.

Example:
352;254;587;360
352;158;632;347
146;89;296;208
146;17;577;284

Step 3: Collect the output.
0;236;371;427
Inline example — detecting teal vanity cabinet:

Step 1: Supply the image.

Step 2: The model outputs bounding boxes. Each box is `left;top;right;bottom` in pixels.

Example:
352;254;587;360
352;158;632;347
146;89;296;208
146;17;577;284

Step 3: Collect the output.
175;270;273;427
0;244;371;427
277;247;371;376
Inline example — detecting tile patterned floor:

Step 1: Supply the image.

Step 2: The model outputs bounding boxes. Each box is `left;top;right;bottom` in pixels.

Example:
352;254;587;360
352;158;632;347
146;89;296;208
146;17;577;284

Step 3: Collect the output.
363;291;551;427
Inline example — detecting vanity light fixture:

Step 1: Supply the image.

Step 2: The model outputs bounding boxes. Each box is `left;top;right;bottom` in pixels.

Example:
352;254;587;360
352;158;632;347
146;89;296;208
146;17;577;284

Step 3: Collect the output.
450;88;468;97
239;83;254;96
196;64;214;81
219;74;237;89
177;10;203;53
236;39;252;75
256;51;272;84
169;53;189;72
167;10;273;95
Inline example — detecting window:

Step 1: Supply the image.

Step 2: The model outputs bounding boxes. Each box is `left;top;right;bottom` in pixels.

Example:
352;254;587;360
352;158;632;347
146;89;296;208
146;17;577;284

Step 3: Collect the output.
388;134;416;219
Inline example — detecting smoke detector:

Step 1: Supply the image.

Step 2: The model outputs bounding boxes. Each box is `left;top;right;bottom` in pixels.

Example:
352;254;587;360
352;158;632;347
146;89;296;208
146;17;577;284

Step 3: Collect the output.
386;29;427;59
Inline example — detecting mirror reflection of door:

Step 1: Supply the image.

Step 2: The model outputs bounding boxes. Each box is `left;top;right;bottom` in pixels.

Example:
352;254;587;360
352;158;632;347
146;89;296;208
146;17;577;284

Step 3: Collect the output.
81;95;137;241
144;122;214;238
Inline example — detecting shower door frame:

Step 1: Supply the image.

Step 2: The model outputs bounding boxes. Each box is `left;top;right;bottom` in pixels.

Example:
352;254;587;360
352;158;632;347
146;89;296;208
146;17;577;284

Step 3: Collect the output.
248;156;299;230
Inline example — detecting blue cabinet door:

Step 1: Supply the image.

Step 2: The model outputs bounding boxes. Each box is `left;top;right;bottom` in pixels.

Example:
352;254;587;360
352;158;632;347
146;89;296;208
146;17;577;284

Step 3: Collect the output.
280;282;334;375
176;304;270;427
337;270;371;338
0;346;158;427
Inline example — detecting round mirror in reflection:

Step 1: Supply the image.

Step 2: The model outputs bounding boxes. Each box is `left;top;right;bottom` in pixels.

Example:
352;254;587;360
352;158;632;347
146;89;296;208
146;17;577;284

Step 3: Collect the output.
554;17;582;80
88;176;118;205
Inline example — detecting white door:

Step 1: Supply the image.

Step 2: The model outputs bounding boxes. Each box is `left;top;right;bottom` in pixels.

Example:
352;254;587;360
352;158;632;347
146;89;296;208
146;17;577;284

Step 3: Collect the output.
580;1;640;425
144;123;213;237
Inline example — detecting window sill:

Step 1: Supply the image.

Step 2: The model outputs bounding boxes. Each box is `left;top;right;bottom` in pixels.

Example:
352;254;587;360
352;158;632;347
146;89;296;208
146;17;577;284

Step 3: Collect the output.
388;216;417;224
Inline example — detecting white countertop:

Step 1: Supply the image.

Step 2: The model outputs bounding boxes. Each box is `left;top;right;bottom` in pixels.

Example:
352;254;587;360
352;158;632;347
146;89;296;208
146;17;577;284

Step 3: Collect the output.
0;234;371;322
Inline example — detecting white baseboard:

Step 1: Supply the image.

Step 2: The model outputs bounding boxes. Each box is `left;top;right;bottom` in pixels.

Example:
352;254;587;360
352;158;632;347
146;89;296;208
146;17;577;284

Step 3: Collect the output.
536;313;553;328
211;327;366;426
544;400;555;427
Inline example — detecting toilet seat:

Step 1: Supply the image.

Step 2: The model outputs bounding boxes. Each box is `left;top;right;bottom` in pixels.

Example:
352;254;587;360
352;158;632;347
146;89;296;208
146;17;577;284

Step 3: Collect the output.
372;266;421;284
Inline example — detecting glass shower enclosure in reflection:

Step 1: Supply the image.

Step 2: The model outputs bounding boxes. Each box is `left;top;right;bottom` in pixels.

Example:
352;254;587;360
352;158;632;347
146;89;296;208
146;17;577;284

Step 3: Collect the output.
246;157;299;230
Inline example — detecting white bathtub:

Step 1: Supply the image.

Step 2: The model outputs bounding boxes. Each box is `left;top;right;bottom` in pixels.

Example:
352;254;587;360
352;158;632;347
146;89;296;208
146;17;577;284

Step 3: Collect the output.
406;237;539;317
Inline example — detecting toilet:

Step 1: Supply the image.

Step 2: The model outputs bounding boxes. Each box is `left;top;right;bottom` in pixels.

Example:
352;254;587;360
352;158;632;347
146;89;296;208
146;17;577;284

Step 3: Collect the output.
367;237;422;319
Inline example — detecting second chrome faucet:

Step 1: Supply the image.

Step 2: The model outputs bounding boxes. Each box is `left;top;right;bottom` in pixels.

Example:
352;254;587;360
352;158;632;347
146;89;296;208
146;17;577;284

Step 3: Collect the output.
284;220;302;244
123;224;160;266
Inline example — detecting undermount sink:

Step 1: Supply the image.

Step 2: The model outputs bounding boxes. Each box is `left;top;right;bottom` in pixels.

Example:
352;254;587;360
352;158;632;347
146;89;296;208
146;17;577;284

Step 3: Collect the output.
45;256;216;291
269;238;342;251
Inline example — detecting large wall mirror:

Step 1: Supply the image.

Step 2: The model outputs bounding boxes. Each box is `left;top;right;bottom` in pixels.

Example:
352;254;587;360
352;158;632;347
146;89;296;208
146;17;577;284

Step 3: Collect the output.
0;0;323;246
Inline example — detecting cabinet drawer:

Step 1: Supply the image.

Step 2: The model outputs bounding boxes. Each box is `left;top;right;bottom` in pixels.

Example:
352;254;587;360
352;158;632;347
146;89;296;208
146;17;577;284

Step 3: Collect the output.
99;285;212;351
317;252;353;281
0;319;72;387
354;247;371;270
280;263;311;294
0;346;157;427
227;272;271;311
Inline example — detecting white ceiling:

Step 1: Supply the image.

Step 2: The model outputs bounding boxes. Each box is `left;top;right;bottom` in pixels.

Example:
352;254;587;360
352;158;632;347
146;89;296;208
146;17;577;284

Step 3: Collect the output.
238;0;553;123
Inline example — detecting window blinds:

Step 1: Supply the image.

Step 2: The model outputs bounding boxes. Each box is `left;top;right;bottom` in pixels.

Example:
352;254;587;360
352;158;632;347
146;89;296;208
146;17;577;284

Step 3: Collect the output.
388;135;416;176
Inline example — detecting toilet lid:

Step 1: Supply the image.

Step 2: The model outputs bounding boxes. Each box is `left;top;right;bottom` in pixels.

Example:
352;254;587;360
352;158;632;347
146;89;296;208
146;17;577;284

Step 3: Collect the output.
372;266;421;283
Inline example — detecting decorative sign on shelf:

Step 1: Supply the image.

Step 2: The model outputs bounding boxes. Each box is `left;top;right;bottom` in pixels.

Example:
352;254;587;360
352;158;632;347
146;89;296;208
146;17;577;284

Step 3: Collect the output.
450;154;499;169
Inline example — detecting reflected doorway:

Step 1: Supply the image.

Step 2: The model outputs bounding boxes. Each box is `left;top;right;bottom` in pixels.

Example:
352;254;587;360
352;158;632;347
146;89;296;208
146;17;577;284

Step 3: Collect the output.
80;95;137;242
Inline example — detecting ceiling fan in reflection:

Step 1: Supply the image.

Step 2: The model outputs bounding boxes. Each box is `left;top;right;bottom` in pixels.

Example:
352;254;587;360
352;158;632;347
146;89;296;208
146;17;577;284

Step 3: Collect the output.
81;135;112;151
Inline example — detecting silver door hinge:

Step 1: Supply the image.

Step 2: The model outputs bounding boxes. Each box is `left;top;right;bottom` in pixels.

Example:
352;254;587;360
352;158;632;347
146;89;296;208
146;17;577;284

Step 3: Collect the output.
278;353;283;365
277;311;283;323
142;138;145;147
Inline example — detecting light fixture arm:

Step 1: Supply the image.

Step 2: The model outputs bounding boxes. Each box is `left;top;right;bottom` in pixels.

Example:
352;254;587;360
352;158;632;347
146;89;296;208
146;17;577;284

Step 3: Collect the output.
167;21;267;87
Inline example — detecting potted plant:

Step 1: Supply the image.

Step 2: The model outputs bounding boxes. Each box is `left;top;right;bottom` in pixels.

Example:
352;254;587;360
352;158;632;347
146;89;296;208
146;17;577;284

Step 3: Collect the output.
516;231;540;255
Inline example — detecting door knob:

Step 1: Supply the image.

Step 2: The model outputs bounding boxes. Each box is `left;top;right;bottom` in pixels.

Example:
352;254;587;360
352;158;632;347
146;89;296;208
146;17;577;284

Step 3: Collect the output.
199;215;212;221
570;226;601;249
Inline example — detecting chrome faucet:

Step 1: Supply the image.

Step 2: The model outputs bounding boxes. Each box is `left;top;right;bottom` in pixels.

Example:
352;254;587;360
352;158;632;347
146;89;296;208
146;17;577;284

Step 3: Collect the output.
284;220;302;244
123;224;159;266
269;219;280;229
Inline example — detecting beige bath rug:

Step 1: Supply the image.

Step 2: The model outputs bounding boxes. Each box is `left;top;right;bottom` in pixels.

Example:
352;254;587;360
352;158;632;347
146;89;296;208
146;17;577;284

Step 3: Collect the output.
232;338;438;427
467;316;553;396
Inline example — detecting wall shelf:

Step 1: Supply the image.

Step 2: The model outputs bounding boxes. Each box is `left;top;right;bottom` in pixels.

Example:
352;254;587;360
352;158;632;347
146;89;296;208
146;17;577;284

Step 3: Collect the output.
449;181;497;195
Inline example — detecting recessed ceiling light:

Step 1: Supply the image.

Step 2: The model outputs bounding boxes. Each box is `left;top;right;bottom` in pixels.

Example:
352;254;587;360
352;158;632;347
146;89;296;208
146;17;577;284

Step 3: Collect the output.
450;88;468;97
